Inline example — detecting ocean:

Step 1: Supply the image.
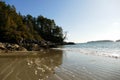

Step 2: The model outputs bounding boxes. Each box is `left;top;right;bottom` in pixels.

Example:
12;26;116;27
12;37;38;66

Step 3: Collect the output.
0;42;120;80
56;42;120;58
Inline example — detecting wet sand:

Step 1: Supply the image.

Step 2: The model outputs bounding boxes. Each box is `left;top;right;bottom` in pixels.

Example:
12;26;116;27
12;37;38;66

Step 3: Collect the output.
0;50;120;80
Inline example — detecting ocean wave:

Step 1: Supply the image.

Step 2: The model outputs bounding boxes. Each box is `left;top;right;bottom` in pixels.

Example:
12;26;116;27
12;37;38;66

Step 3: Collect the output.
52;48;120;59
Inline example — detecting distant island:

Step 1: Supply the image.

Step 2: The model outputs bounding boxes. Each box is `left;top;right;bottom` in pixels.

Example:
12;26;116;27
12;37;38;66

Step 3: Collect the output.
116;40;120;42
87;40;114;43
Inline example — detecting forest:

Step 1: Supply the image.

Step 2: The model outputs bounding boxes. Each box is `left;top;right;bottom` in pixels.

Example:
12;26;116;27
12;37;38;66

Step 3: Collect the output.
0;1;65;46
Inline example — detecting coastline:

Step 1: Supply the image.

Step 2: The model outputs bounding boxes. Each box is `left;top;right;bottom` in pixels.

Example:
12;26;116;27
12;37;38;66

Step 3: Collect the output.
0;41;75;53
0;42;55;52
0;48;120;80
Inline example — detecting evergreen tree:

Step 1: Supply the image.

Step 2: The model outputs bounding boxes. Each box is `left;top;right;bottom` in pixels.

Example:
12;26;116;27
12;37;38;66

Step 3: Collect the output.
0;1;65;44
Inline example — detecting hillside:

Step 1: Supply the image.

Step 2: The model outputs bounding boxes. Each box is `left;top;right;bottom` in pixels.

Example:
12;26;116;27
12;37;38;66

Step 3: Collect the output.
0;1;65;46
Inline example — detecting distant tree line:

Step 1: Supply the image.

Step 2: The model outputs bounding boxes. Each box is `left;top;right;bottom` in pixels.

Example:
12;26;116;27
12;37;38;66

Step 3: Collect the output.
0;1;65;44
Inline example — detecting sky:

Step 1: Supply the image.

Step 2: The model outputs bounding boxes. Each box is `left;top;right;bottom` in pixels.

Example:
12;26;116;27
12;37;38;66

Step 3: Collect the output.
4;0;120;43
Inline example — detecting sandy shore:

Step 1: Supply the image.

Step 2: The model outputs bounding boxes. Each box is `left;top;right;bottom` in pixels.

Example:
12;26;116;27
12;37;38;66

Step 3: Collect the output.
0;50;120;80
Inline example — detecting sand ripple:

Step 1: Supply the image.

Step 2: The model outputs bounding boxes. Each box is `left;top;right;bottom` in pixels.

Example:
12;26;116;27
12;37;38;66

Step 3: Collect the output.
0;50;120;80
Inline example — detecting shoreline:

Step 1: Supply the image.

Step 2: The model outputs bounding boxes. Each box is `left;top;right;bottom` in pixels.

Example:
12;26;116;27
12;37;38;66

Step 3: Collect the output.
0;41;75;52
0;41;56;52
0;48;120;80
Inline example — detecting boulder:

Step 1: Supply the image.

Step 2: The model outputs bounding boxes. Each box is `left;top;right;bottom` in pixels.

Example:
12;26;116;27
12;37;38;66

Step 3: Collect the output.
25;43;42;51
31;44;41;51
0;43;6;50
6;44;19;51
17;46;27;51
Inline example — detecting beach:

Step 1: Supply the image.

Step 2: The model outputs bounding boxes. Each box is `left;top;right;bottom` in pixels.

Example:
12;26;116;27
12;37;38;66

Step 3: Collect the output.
1;1;120;80
0;48;120;80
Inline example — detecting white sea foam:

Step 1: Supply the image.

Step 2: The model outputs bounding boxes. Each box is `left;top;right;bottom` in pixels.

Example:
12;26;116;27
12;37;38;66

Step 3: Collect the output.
53;47;120;58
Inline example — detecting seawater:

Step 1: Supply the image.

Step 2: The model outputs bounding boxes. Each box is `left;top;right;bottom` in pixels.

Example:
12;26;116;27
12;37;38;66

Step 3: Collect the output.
0;44;120;80
56;42;120;58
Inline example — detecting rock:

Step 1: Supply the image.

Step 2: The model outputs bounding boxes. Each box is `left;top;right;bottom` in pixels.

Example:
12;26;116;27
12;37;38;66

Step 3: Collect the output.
30;44;41;51
5;43;27;51
0;42;28;51
18;46;27;51
63;42;75;45
12;44;19;48
6;44;19;51
0;43;6;50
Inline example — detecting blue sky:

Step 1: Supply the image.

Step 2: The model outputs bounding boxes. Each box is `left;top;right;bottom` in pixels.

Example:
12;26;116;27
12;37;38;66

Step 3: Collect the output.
5;0;120;43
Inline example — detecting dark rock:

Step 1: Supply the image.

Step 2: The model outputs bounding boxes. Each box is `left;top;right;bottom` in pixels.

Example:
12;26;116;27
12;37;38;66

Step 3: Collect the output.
0;42;27;51
6;44;20;51
17;46;27;51
29;44;41;51
63;42;75;45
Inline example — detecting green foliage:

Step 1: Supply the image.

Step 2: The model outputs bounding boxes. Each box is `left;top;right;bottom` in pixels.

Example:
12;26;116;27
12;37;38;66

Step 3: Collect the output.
36;16;64;43
0;1;65;44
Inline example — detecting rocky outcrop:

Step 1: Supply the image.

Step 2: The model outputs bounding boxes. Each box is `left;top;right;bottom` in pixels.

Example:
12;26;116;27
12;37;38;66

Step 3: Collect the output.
25;43;42;51
21;40;57;50
62;42;75;45
17;47;27;51
0;40;64;52
0;42;27;51
0;43;6;50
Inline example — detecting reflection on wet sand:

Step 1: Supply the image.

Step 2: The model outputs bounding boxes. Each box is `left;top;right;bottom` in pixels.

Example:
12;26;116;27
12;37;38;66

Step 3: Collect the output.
0;50;120;80
0;50;63;80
